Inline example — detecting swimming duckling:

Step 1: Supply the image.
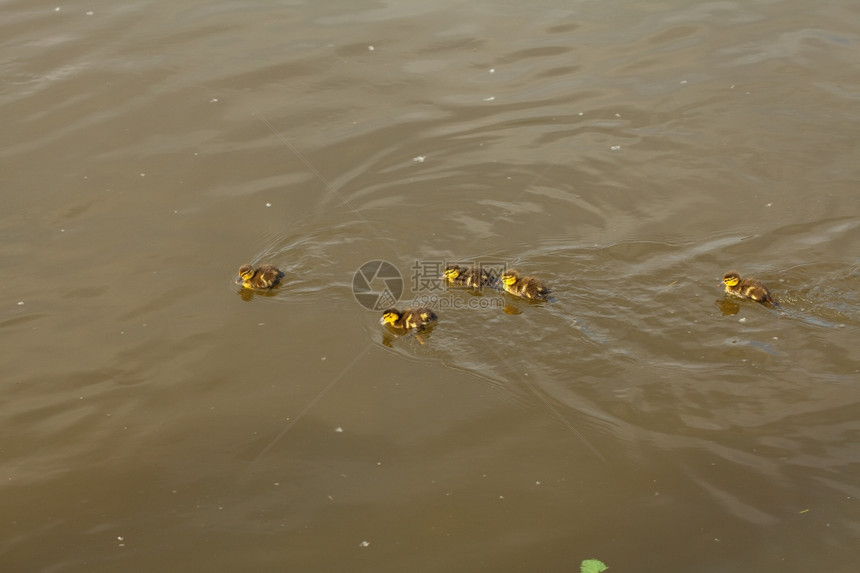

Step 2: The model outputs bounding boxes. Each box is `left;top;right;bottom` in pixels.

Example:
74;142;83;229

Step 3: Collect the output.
236;263;284;290
442;264;493;289
380;307;438;331
499;270;551;301
722;270;778;306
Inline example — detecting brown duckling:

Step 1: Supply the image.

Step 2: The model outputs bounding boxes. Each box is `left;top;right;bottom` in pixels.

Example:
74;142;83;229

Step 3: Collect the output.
237;263;284;290
722;270;778;306
380;307;438;331
442;264;493;289
499;270;551;301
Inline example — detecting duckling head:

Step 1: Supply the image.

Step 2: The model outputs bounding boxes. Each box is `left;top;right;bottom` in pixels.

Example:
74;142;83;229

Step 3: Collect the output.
722;271;741;287
380;308;401;325
500;270;519;287
442;265;461;281
238;264;255;281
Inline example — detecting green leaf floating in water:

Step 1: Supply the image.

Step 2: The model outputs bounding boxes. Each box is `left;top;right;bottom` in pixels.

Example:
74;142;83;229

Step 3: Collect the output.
580;559;608;573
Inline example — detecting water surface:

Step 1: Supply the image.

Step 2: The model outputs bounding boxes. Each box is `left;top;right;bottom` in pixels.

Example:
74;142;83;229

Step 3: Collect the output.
2;1;859;571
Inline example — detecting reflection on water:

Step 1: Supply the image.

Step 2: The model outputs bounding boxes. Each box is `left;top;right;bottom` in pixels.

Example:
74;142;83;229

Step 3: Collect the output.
2;0;859;571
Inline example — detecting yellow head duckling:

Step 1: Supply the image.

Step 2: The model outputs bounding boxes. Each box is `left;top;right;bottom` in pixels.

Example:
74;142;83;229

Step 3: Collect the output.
380;307;438;331
237;263;284;290
499;270;550;301
722;270;777;306
442;264;493;289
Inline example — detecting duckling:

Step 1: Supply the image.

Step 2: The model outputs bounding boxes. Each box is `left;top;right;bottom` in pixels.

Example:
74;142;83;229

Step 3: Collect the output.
236;263;284;290
442;264;493;289
722;270;778;306
499;270;551;301
380;307;438;331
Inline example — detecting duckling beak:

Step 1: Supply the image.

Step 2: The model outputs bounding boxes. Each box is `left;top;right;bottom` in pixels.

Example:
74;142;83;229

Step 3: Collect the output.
379;316;387;325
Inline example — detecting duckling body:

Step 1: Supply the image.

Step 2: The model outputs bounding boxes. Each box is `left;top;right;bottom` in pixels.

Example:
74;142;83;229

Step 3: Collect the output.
237;263;284;290
722;270;777;305
380;307;438;331
442;265;493;289
499;270;550;301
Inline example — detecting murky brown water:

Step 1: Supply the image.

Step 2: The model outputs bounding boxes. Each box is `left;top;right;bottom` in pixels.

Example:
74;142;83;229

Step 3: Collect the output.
2;1;859;571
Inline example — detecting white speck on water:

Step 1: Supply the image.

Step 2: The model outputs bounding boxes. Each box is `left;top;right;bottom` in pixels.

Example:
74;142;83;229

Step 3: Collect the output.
680;80;687;84
60;228;65;232
739;317;747;323
578;112;584;116
139;173;146;177
766;202;773;207
611;145;621;151
412;155;426;163
489;68;495;73
274;482;280;486
86;10;93;16
368;45;375;51
483;96;495;101
258;322;265;326
535;481;541;486
359;541;370;547
54;7;61;12
615;113;622;118
321;356;327;361
209;98;219;103
265;202;272;207
17;301;24;306
499;495;505;499
335;426;344;433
